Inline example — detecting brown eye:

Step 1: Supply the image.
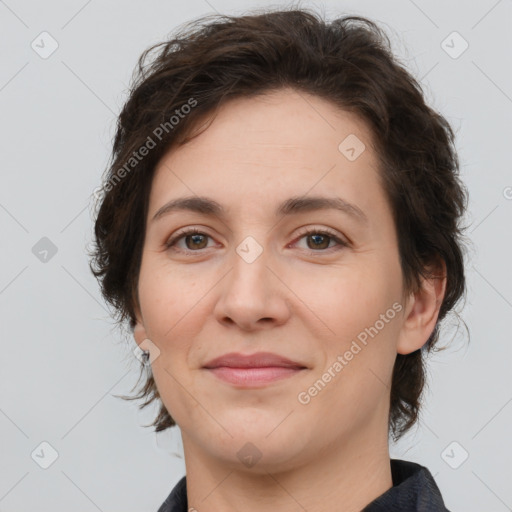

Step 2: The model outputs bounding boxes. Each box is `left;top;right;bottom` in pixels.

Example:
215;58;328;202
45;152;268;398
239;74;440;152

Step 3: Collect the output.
183;233;209;250
165;227;348;255
306;233;332;250
165;228;214;252
293;228;348;253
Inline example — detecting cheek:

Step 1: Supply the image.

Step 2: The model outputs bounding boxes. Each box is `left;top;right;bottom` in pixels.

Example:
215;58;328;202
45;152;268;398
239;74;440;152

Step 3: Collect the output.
138;265;200;423
308;263;403;397
311;266;400;339
138;260;198;337
137;260;214;377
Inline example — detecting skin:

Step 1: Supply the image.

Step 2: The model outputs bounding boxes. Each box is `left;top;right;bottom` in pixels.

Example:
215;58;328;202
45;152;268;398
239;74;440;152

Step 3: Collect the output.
133;87;446;512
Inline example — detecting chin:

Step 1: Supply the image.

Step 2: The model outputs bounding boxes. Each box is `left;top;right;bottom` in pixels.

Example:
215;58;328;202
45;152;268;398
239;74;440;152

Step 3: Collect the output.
202;419;311;470
211;438;309;475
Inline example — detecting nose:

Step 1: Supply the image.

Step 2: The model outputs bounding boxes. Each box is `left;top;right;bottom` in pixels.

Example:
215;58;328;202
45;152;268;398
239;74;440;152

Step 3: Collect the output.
213;245;291;332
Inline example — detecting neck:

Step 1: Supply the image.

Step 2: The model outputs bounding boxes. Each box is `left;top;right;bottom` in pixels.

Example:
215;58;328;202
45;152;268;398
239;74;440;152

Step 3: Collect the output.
182;425;393;512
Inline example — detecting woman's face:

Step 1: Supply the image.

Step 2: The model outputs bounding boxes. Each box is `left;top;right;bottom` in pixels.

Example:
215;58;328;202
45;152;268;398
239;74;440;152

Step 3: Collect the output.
135;88;414;472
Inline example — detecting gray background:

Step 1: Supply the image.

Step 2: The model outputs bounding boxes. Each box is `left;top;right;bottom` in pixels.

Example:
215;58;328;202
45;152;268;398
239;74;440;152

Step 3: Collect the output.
1;0;511;510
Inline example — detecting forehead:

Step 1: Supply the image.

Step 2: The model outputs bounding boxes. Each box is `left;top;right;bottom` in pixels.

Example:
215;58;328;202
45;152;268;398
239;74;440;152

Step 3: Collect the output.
148;88;384;222
179;88;375;156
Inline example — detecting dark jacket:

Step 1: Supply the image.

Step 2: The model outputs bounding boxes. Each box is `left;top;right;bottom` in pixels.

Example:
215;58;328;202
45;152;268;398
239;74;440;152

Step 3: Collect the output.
157;458;451;511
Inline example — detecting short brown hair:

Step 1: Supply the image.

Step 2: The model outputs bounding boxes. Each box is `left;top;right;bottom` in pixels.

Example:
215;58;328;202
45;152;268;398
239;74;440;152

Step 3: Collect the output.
89;6;468;442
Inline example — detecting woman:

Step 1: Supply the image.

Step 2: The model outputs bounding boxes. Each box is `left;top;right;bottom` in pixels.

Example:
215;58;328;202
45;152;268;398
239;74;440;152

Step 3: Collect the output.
90;7;468;511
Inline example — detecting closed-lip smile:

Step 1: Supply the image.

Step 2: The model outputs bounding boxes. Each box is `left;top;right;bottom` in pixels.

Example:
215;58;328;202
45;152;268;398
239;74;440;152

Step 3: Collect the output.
203;352;307;387
203;351;307;369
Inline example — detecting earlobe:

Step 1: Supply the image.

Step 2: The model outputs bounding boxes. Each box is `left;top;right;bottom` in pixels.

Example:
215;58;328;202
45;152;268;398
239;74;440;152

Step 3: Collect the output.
132;314;161;364
396;262;447;355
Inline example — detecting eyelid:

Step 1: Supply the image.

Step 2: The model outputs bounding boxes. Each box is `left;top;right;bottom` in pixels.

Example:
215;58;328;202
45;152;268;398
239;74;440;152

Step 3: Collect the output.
164;225;349;254
164;227;216;251
291;225;349;248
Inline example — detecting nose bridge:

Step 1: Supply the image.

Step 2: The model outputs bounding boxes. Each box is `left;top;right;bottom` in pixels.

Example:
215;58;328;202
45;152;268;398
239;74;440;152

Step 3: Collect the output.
228;234;274;302
213;232;290;329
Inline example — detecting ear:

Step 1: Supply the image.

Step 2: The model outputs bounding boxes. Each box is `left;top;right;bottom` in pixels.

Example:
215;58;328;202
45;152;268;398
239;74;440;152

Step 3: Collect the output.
132;308;161;363
133;321;148;346
396;260;447;355
133;304;149;346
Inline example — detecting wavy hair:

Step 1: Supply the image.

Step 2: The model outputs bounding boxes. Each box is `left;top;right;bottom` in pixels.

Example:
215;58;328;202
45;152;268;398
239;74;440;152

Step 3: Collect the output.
89;6;469;442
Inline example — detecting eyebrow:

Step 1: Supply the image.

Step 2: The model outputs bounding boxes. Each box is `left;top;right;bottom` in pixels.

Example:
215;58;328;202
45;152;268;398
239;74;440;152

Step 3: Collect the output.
151;195;368;224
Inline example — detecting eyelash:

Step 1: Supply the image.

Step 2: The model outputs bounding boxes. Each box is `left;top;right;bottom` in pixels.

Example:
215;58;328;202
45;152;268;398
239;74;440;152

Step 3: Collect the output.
164;227;349;256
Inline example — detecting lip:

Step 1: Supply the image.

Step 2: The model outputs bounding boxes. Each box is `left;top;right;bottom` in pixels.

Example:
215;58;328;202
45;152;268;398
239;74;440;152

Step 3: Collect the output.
203;352;307;387
203;352;306;369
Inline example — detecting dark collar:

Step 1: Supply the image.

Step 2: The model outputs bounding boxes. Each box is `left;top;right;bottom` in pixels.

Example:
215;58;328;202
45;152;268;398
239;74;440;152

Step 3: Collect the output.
362;459;451;511
157;459;450;512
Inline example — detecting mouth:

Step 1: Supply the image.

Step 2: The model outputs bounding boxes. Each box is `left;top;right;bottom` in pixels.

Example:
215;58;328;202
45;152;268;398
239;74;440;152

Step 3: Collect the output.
202;352;308;387
205;366;306;386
